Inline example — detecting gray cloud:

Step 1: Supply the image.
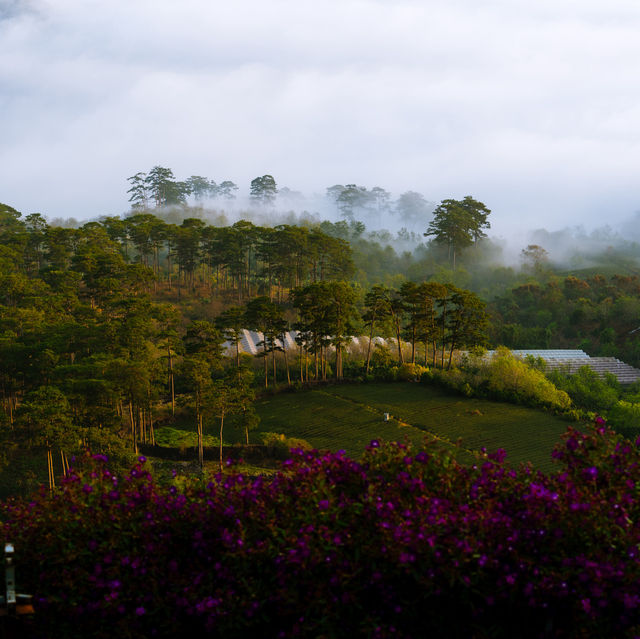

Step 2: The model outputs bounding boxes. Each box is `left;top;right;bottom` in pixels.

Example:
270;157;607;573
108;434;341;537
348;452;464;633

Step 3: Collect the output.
1;0;640;232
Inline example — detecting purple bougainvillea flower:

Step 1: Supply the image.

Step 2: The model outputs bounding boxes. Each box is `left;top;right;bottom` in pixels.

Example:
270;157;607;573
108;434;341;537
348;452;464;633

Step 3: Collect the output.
488;449;507;463
584;466;598;480
566;437;579;451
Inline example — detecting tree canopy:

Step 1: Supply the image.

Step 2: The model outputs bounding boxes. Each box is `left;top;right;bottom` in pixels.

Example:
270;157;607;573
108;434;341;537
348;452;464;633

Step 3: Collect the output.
424;196;491;269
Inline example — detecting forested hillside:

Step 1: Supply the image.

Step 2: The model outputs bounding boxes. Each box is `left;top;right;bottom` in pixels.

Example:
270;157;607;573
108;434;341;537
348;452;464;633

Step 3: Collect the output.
489;275;640;365
2;192;640;494
0;198;492;487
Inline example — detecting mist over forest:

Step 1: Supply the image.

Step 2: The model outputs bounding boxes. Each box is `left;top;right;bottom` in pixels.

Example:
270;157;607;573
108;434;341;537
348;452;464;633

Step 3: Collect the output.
42;167;640;279
4;164;640;398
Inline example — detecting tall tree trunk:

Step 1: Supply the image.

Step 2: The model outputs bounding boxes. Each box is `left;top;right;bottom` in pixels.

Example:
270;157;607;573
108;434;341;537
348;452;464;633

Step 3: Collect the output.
272;345;277;386
448;343;455;370
47;447;55;494
149;403;155;446
365;318;376;376
283;339;291;386
299;344;304;382
393;319;404;364
263;342;268;388
61;450;70;475
440;302;447;369
167;248;172;290
197;412;203;469
168;346;175;416
219;411;225;472
245;251;250;301
129;400;136;451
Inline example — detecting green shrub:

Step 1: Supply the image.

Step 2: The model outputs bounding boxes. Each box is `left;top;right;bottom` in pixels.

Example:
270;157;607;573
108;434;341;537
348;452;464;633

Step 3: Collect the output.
608;400;640;431
422;348;572;412
260;432;312;458
395;363;429;381
485;348;572;410
548;366;619;412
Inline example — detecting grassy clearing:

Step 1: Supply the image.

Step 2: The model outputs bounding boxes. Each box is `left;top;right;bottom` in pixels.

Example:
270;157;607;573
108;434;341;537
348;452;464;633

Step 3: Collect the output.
243;383;572;472
147;382;574;472
238;387;430;455
0;383;574;499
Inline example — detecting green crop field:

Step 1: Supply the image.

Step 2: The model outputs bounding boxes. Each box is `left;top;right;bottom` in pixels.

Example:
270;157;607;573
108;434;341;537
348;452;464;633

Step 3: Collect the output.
247;387;429;454
244;382;573;472
0;382;576;499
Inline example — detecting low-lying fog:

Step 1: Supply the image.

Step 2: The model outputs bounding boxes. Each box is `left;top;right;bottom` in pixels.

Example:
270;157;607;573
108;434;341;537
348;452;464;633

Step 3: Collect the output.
46;185;640;275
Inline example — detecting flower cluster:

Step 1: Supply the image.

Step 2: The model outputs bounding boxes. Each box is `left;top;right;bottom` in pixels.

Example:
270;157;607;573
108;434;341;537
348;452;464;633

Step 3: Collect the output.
3;424;640;638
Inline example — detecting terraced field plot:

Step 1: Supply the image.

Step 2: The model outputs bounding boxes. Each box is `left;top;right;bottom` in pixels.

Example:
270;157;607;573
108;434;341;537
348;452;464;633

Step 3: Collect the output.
251;383;573;472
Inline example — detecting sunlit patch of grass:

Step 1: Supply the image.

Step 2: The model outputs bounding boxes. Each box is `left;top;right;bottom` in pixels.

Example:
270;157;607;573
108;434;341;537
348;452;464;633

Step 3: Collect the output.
247;383;570;471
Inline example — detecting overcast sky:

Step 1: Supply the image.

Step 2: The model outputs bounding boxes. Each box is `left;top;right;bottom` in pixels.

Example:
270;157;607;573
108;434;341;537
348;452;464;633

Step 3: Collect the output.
2;0;640;234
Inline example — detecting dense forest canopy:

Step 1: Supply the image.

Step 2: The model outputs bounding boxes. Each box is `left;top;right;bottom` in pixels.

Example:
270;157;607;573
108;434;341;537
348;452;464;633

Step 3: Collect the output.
2;171;640;490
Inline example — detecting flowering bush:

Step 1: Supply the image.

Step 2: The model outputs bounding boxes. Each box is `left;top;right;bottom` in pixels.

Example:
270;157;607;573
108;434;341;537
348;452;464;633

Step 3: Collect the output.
3;421;640;638
425;349;574;415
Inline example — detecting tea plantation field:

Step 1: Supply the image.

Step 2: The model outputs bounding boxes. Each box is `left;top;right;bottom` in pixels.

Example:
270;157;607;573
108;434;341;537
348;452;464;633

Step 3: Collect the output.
0;382;575;499
243;382;573;472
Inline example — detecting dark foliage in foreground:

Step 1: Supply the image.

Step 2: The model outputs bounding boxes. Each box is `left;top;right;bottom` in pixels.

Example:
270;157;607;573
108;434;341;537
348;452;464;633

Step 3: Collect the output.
2;421;640;638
